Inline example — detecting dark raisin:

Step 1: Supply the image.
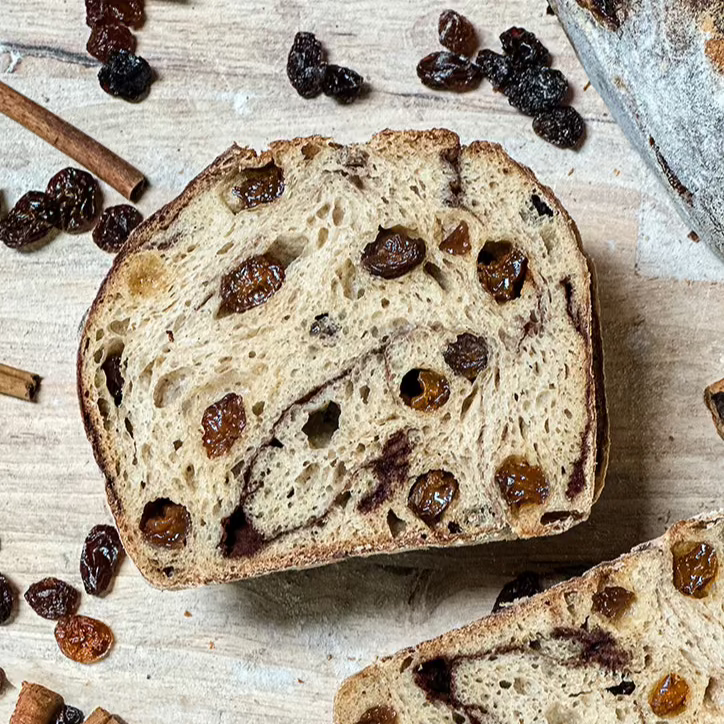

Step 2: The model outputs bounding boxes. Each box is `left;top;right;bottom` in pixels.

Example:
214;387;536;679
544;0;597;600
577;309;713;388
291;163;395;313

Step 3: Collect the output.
55;615;114;664
357;706;398;724
438;10;478;57
443;333;489;381
201;393;247;458
85;0;144;29
80;524;124;596
46;168;100;233
496;457;549;510
673;542;718;598
413;658;452;701
505;67;568;116
492;571;543;612
24;578;80;620
86;19;136;62
477;241;528;302
310;313;338;341
439;221;471;255
607;680;636;696
231;165;285;210
400;369;450;411
322;65;364;104
93;204;143;252
55;705;85;724
287;31;326;99
361;228;426;279
101;351;124;406
0;574;15;624
417;51;482;92
533;106;585;149
140;499;191;548
475;49;514;91
219;255;285;314
0;191;58;249
531;193;554;217
592;585;635;620
408;470;458;526
98;50;153;102
500;27;551;67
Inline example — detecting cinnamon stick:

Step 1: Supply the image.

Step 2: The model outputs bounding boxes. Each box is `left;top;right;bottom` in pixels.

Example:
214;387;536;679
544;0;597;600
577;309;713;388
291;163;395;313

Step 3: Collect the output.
0;363;42;402
9;682;64;724
0;81;146;201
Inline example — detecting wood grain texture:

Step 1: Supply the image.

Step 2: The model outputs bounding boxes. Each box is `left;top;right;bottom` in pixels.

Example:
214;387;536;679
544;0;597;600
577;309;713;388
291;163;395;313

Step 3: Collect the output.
0;1;723;722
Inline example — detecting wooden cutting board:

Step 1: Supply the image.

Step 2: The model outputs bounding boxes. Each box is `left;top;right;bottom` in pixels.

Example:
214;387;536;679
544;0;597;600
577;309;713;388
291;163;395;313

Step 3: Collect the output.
1;1;723;721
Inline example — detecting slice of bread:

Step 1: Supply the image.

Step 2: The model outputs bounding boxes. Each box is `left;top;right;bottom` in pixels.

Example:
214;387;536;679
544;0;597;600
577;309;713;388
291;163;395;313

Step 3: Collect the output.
77;129;607;589
335;512;724;724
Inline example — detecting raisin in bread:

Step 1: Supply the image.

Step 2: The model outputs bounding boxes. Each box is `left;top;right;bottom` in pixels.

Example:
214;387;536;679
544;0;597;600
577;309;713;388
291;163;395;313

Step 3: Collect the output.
77;129;607;589
335;512;724;724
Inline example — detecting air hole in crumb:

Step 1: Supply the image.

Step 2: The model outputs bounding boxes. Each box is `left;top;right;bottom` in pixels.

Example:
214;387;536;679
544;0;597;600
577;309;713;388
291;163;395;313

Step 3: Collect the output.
423;262;448;291
267;235;307;268
301;143;321;160
252;401;265;416
317;227;329;248
400;656;413;673
249;350;256;358
452;715;465;724
460;387;478;419
217;241;234;255
360;385;370;404
270;437;283;448
163;567;175;578
500;680;512;690
387;510;407;538
173;439;183;450
335;490;352;509
124;417;134;438
332;202;345;226
302;401;341;449
153;368;191;408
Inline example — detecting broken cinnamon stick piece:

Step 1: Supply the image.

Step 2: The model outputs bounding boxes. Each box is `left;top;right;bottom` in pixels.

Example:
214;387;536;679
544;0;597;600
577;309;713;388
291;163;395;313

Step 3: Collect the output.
705;378;724;440
84;708;123;724
9;682;64;724
0;363;42;402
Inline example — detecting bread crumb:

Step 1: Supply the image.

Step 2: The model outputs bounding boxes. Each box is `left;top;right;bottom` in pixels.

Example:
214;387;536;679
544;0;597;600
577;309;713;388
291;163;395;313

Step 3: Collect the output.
209;641;215;650
568;168;574;176
613;169;621;177
297;679;305;684
583;81;591;91
184;610;192;618
688;231;700;243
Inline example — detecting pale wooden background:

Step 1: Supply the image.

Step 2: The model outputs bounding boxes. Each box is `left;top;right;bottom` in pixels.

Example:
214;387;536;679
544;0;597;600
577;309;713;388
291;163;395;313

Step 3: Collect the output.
1;1;723;722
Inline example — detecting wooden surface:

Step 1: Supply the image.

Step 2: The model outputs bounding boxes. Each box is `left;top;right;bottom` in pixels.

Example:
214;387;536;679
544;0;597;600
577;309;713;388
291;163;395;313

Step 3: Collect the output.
1;1;723;722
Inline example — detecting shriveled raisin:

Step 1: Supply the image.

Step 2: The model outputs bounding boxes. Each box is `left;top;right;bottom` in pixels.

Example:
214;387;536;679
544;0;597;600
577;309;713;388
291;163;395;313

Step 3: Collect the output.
492;571;543;612
439;221;471;255
673;542;718;598
98;50;153;102
417;51;482;92
93;204;143;252
438;10;478;57
46;168;100;233
361;229;426;279
476;49;514;91
55;614;114;664
478;241;528;302
357;705;398;724
322;65;364;104
0;574;15;624
408;470;458;526
219;255;285;314
592;586;635;620
650;673;689;717
80;524;124;596
0;191;58;249
287;32;326;99
231;165;285;210
55;705;84;724
24;578;80;620
201;392;247;458
101;351;124;406
443;333;489;381
140;499;190;549
505;66;568;116
500;27;551;67
533;107;585;149
496;457;549;510
86;19;136;62
400;369;450;411
85;0;145;29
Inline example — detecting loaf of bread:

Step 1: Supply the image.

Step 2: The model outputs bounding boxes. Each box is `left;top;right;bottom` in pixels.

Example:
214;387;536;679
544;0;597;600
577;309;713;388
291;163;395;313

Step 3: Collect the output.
335;512;724;724
77;129;607;589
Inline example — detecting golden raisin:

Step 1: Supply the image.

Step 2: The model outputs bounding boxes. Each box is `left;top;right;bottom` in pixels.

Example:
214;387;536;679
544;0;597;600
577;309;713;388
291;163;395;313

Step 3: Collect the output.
673;542;718;598
201;393;247;458
649;673;689;717
54;615;113;664
400;369;450;411
357;706;398;724
408;470;459;526
477;241;528;302
591;586;635;620
496;456;549;510
219;255;285;315
362;229;426;279
231;164;284;210
439;221;471;256
140;499;190;549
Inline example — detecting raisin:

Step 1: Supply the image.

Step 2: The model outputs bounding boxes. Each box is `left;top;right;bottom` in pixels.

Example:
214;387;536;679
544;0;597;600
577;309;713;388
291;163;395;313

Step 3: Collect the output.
439;221;471;255
408;470;458;526
85;0;144;29
592;586;635;620
505;66;568;116
0;191;58;249
413;658;452;700
201;393;247;458
46;168;100;233
80;524;124;596
322;65;364;104
673;542;718;598
607;680;636;696
98;50;153;102
443;333;489;381
438;10;478;57
55;615;114;664
0;574;15;624
533;106;585;149
357;706;398;724
400;369;450;411
650;673;689;717
24;578;80;620
231;165;285;210
287;31;326;99
492;571;543;612
219;255;285;314
476;49;514;91
496;457;549;510
101;351;124;406
417;51;482;92
361;229;426;279
500;27;551;67
54;706;84;724
140;499;190;549
93;204;143;252
86;19;136;62
477;241;528;302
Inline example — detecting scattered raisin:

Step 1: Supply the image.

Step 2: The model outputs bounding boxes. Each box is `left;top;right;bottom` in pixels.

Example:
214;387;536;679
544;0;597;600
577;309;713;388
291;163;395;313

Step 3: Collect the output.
443;333;489;381
417;51;482;92
439;221;471;255
219;255;285;314
55;615;114;664
505;66;568;116
287;32;326;99
93;204;142;253
496;456;549;510
500;27;551;67
477;241;528;302
140;499;190;549
231;165;285;210
408;470;458;526
98;50;153;102
86;19;136;62
46;168;100;233
201;392;247;458
673;542;718;598
0;574;15;624
650;673;689;717
476;49;514;91
101;351;124;406
607;680;636;696
24;578;80;620
322;65;364;104
592;586;635;620
492;571;543;612
55;705;84;724
80;524;124;596
361;229;426;279
0;191;58;249
413;657;452;700
85;0;145;28
400;369;450;411
533;106;585;149
438;10;478;57
357;706;398;724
